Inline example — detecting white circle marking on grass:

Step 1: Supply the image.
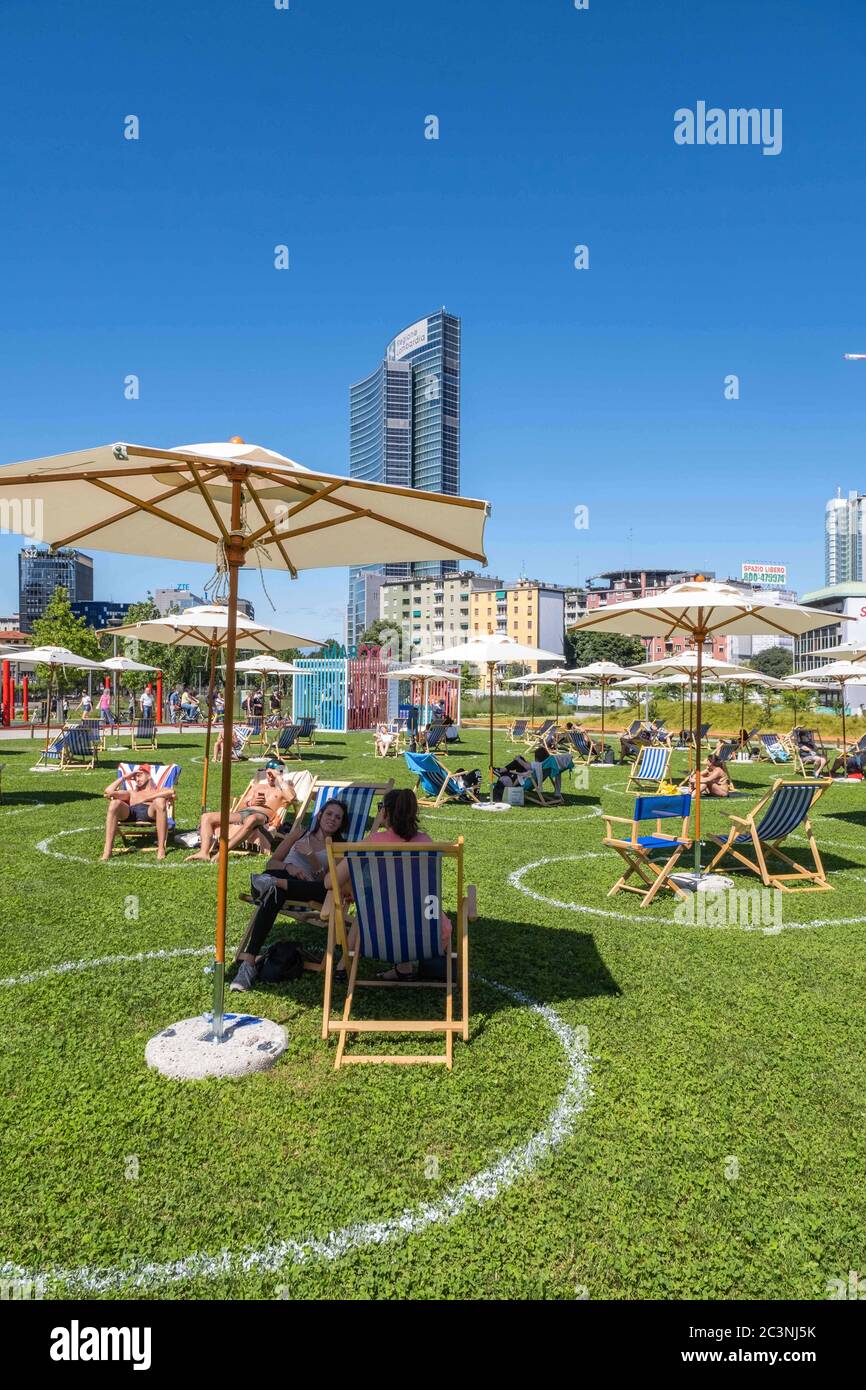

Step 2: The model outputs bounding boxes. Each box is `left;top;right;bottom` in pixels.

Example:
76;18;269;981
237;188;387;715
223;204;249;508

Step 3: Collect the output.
0;798;46;817
35;826;211;870
0;956;591;1294
508;853;866;933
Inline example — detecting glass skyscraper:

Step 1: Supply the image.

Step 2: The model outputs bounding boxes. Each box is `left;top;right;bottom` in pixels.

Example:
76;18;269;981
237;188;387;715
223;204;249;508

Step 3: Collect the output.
347;309;461;648
18;546;94;632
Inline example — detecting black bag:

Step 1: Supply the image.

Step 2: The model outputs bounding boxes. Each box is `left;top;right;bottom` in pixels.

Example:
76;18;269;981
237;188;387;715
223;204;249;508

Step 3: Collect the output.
257;939;305;983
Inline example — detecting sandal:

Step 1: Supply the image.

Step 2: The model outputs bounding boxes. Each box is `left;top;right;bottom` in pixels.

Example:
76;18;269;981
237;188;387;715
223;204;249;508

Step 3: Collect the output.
376;966;417;982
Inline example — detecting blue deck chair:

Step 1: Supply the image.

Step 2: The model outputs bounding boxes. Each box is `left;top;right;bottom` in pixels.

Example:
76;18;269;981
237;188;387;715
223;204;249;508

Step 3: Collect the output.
264;723;301;761
422;723;449;754
296;716;317;746
130;718;157;750
33;729;70;768
404;751;479;808
322;838;476;1068
525;719;554;748
562;728;599;764
758;733;791;764
509;718;529;743
115;762;181;844
59;724;99;770
707;778;832;892
603;793;693;906
625;743;671;795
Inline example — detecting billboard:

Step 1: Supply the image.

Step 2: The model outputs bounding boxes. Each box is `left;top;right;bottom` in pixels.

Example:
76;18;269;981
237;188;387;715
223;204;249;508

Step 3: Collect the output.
742;562;786;588
388;317;429;362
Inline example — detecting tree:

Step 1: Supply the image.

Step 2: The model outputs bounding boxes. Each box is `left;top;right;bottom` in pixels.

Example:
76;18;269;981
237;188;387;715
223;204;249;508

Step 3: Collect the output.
460;662;480;694
358;618;403;659
32;586;103;702
748;645;793;679
565;630;644;668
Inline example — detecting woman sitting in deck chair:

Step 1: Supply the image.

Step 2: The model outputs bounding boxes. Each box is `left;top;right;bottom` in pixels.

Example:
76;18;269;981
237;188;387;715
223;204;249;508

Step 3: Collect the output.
102;764;175;861
186;768;296;862
230;799;349;991
679;753;731;798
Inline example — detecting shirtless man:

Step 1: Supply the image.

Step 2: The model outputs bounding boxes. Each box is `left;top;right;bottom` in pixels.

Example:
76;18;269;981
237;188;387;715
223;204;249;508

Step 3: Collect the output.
186;768;295;861
102;765;175;860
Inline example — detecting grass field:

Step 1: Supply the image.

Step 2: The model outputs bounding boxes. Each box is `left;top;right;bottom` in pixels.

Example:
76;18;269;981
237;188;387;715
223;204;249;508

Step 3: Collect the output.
1;727;865;1301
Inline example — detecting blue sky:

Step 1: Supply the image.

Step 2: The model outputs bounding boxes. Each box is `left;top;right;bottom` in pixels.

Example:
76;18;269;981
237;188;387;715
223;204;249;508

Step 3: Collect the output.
1;0;865;635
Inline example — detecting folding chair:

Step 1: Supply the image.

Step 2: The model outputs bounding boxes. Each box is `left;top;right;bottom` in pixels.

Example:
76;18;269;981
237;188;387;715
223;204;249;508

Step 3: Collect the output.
422;723;449;755
130;718;158;751
561;728;599;764
603;793;693;906
115;763;181;846
625;743;671;794
59;725;99;770
322;838;476;1068
525;719;554;748
264;724;301;761
509;719;529;743
33;729;71;768
707;778;833;892
404;751;480;808
758;733;791;764
296;716;317;746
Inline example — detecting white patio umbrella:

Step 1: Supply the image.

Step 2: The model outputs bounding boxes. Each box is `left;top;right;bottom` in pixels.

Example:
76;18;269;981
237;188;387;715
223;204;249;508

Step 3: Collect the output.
803;640;866;661
384;663;459;728
779;676;830;730
519;666;581;727
797;660;866;754
611;674;653;722
569;579;846;876
108;605;323;814
634;653;763;754
224;654;307;723
102;654;161;729
428;632;562;790
8;645;108;758
567;661;635;757
0;437;488;1049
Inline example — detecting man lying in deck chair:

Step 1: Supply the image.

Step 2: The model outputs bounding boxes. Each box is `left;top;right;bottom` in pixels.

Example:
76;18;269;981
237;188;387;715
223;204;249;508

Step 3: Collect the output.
102;764;176;861
707;778;833;892
186;767;296;861
404;751;481;807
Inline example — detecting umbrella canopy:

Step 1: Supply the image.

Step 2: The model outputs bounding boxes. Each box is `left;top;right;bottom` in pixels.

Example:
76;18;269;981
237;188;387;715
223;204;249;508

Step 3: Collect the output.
569;579;845;873
428;633;562;790
568;661;635;752
385;664;460;726
225;655;306;674
7;646;108;751
805;640;866;661
102;655;160;673
0;436;489;1043
797;660;866;752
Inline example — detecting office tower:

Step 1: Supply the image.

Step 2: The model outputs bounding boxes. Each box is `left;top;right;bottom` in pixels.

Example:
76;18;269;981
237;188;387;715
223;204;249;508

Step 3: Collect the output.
18;546;93;632
347;309;461;648
825;490;866;585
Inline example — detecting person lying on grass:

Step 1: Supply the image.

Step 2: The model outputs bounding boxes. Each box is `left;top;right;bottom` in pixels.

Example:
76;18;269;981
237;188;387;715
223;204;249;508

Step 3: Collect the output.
327;788;452;983
230;798;349;992
102;765;175;861
186;768;296;862
679;752;731;798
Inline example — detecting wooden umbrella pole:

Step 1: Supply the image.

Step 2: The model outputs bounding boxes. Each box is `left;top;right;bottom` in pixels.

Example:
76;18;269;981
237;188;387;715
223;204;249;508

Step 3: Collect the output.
212;479;244;1041
841;680;847;755
693;629;706;875
44;665;54;751
601;682;606;761
200;643;218;815
740;685;745;748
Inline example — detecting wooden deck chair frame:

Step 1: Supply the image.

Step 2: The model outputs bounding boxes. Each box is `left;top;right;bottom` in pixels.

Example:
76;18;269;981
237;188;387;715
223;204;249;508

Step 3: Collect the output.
758;733;792;765
322;837;476;1068
59;725;99;771
296;716;316;746
422;723;449;755
405;752;480;808
625;744;671;795
264;723;302;761
130;718;158;751
562;728;598;764
524;719;555;748
603;794;693;907
509;718;529;743
706;777;833;892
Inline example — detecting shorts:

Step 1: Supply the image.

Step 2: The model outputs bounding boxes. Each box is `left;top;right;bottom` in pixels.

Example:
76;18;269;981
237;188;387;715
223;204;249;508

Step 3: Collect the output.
238;807;269;823
128;803;152;824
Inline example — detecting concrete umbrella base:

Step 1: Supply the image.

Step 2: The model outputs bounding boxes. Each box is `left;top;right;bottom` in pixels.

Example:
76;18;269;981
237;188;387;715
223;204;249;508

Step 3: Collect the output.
145;1013;288;1080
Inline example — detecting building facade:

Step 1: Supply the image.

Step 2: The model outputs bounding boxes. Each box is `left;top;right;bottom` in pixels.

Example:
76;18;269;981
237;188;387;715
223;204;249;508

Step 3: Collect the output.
379;571;497;658
582;568;728;661
18;546;94;632
347;309;461;647
825;490;866;586
71;600;133;630
155;586;253;620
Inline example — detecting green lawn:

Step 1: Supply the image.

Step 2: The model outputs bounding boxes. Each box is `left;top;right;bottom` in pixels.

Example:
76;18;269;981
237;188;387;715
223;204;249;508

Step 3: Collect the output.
1;728;865;1300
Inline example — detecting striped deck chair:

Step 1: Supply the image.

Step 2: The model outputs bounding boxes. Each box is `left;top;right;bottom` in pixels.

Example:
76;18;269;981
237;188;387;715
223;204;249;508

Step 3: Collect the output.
296;716;316;746
525;719;554;748
33;729;70;768
404;751;480;808
115;762;181;844
707;778;832;892
562;728;599;764
509;718;529;743
758;733;791;764
322;838;476;1068
79;717;103;743
130;718;158;750
422;723;448;755
625;743;671;795
264;723;301;761
603;793;693;906
59;724;99;770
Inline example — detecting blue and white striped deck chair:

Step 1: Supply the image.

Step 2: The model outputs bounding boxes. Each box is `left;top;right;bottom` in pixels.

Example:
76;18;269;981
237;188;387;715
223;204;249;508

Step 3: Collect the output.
59;724;99;770
296;716;316;746
404;752;479;808
323;838;475;1068
422;723;448;754
625;743;671;795
293;778;394;843
563;729;598;764
707;778;832;892
603;793;693;906
263;723;301;761
759;733;790;764
130;718;157;750
33;729;70;768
